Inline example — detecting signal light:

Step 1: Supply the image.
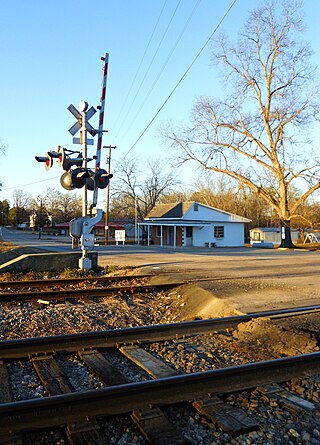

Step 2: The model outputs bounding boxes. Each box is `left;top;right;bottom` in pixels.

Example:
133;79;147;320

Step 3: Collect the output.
57;146;83;171
60;168;92;190
95;169;113;189
35;155;52;171
71;168;90;189
35;151;60;171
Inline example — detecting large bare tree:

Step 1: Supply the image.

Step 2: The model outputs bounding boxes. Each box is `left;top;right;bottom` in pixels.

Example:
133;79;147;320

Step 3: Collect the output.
164;0;320;247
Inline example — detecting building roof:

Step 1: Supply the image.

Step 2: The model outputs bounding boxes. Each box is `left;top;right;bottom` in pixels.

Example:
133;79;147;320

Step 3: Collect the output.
145;201;250;223
146;202;194;219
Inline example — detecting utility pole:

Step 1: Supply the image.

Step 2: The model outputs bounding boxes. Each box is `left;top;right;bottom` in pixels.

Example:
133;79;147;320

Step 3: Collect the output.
104;145;116;245
37;198;43;239
134;197;138;244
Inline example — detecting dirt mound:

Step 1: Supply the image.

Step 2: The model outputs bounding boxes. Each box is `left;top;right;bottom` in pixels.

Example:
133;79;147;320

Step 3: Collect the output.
234;318;318;356
173;283;243;321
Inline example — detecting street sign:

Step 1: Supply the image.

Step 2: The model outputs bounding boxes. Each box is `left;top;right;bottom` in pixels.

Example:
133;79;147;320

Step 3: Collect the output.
68;104;97;136
73;137;94;145
115;229;126;245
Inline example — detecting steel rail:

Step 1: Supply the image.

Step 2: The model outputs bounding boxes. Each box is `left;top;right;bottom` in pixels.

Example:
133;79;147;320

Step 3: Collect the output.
0;274;154;289
0;281;187;302
0;305;319;359
0;352;319;437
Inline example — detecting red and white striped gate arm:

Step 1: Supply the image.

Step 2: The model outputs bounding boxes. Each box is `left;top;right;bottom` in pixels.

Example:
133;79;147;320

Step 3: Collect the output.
93;52;109;206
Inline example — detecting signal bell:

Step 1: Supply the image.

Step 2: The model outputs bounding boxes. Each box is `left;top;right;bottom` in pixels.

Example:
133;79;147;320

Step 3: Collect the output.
60;171;75;190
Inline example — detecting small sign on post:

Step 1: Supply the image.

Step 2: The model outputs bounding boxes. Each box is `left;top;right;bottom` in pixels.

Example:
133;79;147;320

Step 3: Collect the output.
115;229;125;245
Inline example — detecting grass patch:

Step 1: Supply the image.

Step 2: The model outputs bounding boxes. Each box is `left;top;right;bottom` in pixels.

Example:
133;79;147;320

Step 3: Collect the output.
0;271;53;282
103;265;133;275
0;265;134;282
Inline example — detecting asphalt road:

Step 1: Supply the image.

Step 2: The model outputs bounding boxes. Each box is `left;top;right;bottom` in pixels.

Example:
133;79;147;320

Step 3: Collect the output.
1;226;320;278
1;227;320;313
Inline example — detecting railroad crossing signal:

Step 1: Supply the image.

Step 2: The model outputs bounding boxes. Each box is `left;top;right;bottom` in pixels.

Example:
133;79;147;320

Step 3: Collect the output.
35;99;113;204
68;103;97;137
34;52;111;271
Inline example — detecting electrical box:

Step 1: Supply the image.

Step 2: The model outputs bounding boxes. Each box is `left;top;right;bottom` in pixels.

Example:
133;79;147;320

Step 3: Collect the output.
70;217;89;238
80;233;95;249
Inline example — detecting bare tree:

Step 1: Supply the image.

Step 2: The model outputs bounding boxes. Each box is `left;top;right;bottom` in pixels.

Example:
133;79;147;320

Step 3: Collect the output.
9;189;32;226
163;0;320;247
41;188;82;223
111;156;178;220
12;189;32;209
159;190;192;204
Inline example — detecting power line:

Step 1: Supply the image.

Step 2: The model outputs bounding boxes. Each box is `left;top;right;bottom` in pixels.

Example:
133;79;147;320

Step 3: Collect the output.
125;0;202;135
112;0;168;131
115;0;182;139
125;0;238;156
1;176;60;192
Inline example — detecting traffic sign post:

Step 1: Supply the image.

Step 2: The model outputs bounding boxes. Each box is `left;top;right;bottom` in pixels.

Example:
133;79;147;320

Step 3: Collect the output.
67;100;102;270
79;100;89;218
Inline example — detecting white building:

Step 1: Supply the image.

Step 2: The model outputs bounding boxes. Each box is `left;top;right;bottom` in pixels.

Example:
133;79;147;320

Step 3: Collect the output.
140;201;251;248
249;227;301;245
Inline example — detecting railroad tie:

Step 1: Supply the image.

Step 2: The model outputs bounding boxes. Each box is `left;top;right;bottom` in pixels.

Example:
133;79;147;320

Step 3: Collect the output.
80;349;193;445
192;398;258;437
257;383;318;413
120;345;259;438
0;362;22;445
30;355;107;445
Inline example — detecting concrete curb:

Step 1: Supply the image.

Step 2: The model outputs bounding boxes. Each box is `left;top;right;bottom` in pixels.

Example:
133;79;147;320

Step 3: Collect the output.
0;252;98;273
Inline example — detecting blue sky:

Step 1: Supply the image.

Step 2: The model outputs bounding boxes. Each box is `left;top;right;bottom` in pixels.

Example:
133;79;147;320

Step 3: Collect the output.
0;0;319;208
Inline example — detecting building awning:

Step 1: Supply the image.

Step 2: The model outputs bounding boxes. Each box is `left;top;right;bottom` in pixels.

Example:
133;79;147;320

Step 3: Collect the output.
139;221;211;227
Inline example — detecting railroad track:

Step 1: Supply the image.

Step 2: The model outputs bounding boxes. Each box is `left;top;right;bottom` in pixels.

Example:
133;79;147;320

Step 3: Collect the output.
0;304;319;358
0;274;153;290
0;275;188;303
0;307;319;444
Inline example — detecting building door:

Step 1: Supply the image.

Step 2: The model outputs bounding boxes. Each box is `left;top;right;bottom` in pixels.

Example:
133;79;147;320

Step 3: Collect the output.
186;226;193;246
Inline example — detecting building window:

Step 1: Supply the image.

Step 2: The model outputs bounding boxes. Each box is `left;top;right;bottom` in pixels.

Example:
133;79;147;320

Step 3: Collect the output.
214;226;224;238
186;226;193;238
253;231;261;241
156;226;161;237
194;203;198;211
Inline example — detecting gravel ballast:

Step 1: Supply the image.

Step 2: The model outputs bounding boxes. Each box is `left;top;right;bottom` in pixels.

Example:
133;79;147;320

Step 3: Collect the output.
0;282;319;444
